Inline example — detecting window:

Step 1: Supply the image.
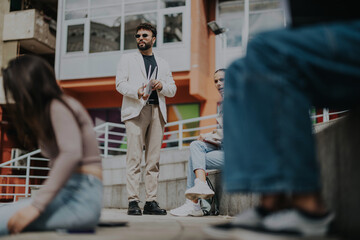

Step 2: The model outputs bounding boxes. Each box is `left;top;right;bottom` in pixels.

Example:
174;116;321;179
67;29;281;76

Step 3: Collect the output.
65;0;88;20
160;0;186;8
249;11;284;39
89;1;122;53
218;0;284;48
219;0;244;48
163;13;183;43
65;9;88;20
124;0;157;13
67;24;84;52
63;0;186;54
66;0;87;9
90;17;121;53
250;0;280;11
249;0;284;40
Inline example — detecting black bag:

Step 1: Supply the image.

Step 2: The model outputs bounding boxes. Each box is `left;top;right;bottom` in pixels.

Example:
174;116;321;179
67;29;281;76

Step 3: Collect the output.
200;176;220;216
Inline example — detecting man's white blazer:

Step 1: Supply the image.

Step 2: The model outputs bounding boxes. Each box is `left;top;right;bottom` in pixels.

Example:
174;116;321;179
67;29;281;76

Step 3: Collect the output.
115;51;177;123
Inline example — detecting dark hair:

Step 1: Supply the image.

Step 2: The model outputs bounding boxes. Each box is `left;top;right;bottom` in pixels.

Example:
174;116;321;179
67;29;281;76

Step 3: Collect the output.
2;55;69;150
215;68;226;74
136;23;157;38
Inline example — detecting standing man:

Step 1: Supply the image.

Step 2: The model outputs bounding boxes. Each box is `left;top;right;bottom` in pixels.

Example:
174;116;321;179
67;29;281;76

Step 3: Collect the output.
116;23;176;216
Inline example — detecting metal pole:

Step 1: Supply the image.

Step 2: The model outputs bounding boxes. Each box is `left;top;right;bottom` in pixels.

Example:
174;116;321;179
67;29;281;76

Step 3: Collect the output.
178;123;183;150
222;32;228;67
323;108;330;122
242;0;250;53
104;124;109;158
25;156;31;198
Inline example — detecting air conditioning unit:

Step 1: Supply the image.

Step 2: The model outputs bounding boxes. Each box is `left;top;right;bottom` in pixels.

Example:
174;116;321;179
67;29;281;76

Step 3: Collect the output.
11;148;27;169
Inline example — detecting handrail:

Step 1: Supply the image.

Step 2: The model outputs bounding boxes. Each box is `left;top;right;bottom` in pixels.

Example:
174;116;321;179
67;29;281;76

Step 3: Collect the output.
0;149;41;168
165;114;218;127
0;110;348;201
0;114;220;201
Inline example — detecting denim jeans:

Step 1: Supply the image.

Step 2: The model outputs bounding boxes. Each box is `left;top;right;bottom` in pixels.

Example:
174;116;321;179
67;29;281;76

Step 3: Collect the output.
187;140;224;189
223;20;360;193
0;173;103;236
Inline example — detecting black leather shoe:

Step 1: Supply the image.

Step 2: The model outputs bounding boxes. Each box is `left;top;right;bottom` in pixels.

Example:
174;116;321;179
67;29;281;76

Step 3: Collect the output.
143;201;167;215
127;201;142;215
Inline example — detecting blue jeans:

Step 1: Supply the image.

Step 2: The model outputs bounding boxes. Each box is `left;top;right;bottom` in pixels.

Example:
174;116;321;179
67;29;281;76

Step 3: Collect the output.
187;140;224;189
0;173;103;236
223;20;360;193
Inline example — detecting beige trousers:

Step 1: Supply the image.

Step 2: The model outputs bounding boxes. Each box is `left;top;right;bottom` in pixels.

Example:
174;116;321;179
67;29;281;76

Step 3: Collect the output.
124;105;165;202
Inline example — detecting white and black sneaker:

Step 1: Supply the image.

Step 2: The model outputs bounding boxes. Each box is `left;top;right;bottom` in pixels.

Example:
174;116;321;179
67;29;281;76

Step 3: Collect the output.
204;207;335;240
185;178;214;201
262;209;335;237
170;199;203;217
203;207;267;239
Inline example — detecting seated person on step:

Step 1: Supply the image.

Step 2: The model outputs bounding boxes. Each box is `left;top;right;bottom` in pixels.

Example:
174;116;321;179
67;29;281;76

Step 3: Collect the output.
170;69;226;217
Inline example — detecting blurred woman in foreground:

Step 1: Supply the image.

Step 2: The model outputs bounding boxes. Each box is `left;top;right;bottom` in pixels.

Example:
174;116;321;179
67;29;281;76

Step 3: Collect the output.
0;55;103;236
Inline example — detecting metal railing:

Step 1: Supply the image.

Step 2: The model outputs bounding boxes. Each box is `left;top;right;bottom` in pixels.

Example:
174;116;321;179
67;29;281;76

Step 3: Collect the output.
0;114;219;201
310;108;348;124
94;114;218;157
0;109;348;201
0;149;49;201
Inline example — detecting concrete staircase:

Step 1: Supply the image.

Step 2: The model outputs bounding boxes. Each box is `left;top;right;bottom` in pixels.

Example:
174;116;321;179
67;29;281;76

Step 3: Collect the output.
102;148;258;215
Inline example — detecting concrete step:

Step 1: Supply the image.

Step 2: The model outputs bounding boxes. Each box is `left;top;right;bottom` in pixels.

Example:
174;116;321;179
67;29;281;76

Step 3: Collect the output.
102;148;258;214
316;109;360;238
102;148;190;209
102;149;189;186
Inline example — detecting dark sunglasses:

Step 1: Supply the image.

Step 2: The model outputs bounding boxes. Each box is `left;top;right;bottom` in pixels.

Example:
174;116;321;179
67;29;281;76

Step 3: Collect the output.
214;78;224;84
135;33;150;38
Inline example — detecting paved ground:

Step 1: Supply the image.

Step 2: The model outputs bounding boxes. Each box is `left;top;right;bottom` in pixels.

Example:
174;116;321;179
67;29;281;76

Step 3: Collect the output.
1;209;233;240
1;209;341;240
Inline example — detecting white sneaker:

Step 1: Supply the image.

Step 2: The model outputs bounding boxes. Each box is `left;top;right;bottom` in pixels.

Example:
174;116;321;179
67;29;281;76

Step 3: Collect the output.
262;209;335;236
232;208;264;227
185;178;214;201
202;208;265;240
170;199;203;217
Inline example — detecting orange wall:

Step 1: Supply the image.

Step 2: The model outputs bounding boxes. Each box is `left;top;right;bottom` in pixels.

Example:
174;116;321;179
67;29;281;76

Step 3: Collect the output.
0;107;12;168
190;0;220;128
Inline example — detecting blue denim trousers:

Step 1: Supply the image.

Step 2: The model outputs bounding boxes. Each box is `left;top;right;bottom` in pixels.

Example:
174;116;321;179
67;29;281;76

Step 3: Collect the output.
187;140;224;189
223;20;360;193
0;173;103;236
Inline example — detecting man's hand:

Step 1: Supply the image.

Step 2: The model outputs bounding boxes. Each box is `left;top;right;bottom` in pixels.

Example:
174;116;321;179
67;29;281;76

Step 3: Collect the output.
138;84;150;100
8;205;40;234
197;134;206;141
152;80;163;91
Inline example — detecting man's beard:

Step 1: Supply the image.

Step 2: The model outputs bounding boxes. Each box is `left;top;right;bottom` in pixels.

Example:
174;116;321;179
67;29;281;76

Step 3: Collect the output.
137;41;152;50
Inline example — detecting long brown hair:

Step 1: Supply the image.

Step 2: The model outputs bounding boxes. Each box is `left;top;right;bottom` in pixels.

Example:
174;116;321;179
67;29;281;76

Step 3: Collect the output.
2;55;66;150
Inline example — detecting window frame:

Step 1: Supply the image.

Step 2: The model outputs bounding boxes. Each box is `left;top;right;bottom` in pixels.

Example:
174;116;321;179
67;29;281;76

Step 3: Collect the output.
215;0;286;68
62;0;188;56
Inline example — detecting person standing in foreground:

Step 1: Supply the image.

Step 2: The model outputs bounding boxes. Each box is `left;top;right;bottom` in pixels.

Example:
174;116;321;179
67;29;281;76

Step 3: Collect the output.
116;23;176;216
170;69;225;217
205;0;360;238
0;55;103;236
